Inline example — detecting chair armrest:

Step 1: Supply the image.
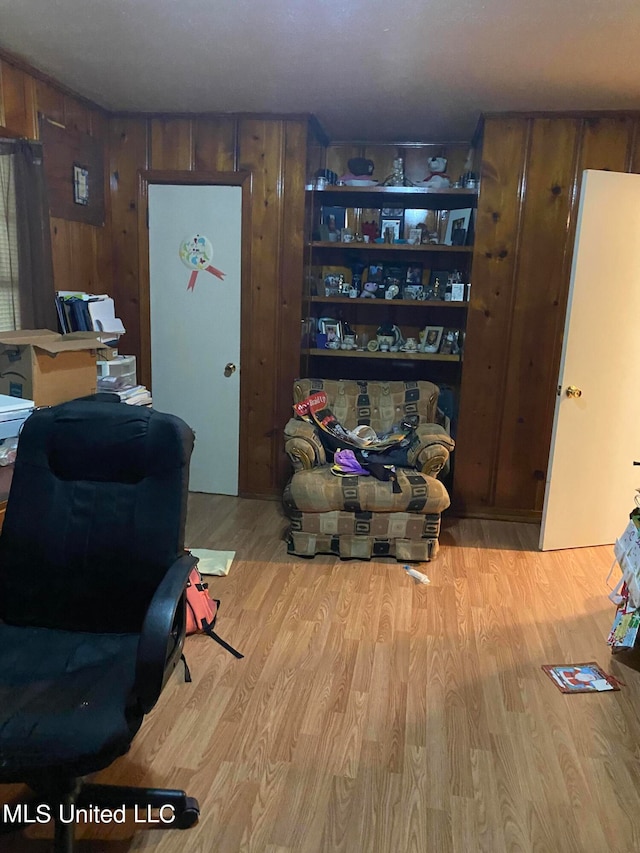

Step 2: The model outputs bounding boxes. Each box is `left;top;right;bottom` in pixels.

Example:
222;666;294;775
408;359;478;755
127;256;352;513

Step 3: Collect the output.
284;417;326;470
407;424;456;477
135;552;197;713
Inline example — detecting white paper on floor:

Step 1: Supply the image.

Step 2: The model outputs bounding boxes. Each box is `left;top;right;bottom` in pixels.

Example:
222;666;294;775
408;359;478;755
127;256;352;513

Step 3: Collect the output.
188;549;235;576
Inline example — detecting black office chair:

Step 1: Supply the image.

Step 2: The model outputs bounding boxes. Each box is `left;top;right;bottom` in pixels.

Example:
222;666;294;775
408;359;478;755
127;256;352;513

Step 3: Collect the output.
0;399;200;852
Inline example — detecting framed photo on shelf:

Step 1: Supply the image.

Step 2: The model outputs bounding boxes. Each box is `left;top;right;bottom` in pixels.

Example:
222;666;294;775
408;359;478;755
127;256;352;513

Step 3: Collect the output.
444;208;472;246
320;206;346;241
422;326;444;353
367;263;384;283
439;328;463;355
323;321;342;343
403;284;424;300
406;263;423;284
381;219;402;242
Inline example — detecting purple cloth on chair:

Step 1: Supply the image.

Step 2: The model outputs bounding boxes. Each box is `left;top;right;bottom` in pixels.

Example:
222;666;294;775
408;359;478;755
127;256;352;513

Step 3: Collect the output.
331;449;370;477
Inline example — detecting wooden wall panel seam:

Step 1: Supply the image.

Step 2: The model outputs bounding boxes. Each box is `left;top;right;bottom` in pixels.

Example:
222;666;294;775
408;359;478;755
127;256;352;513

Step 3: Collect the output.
487;117;533;508
537;120;584;506
271;122;286;481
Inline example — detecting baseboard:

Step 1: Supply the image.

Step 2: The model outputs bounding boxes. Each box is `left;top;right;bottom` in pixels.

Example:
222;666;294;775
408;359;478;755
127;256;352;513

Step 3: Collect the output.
238;491;281;502
449;504;542;524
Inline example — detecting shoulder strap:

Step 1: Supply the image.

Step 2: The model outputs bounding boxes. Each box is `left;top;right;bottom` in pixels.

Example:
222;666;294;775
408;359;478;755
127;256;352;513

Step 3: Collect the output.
180;653;192;683
201;616;244;659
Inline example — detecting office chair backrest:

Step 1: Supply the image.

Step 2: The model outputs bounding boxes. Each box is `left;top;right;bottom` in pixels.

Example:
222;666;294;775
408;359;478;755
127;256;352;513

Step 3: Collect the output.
0;400;194;633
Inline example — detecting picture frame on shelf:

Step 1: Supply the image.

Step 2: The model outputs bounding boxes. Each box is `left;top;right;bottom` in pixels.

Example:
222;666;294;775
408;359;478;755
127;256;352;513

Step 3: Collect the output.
439;328;463;355
367;263;384;283
450;281;466;301
443;208;472;246
320;206;346;242
324;321;342;344
406;263;423;284
403;284;425;300
422;325;444;353
381;219;402;242
317;317;338;334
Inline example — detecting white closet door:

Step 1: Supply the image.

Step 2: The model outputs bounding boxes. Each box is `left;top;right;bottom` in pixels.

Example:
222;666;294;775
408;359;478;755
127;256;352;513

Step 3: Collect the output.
541;170;640;550
148;183;242;495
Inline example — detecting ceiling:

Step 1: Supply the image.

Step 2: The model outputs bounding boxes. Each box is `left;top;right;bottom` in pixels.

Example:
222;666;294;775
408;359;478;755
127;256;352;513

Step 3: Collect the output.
1;0;640;143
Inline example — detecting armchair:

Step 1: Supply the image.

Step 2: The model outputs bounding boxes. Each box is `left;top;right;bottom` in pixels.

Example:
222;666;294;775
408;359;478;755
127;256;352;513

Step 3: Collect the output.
283;379;455;562
0;399;200;852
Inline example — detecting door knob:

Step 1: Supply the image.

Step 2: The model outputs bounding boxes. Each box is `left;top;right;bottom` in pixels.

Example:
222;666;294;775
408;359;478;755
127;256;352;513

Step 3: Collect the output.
566;385;582;398
224;363;237;377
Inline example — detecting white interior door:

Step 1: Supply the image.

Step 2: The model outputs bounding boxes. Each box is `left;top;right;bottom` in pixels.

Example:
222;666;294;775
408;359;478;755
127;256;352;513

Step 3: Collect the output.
540;170;640;550
148;183;242;495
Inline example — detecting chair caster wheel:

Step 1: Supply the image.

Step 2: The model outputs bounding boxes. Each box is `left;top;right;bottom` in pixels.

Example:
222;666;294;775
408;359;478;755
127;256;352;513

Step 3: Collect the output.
176;797;200;829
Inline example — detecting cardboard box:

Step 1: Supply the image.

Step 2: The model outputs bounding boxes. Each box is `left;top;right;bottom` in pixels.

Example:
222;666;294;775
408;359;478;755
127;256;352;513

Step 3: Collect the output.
0;330;108;406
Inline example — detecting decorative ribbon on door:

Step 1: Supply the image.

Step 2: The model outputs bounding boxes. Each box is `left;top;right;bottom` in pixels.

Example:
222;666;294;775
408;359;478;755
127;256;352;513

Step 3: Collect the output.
179;234;226;291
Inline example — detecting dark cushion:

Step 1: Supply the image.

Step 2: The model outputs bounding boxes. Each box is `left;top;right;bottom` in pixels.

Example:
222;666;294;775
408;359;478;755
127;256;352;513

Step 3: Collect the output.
0;623;141;781
0;401;194;633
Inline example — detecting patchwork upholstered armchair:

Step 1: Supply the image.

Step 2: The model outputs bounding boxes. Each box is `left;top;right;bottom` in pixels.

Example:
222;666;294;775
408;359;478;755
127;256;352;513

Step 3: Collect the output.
283;379;455;561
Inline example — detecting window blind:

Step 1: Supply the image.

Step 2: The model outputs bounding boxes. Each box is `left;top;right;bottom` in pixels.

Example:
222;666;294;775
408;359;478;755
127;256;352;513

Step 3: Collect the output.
0;153;21;330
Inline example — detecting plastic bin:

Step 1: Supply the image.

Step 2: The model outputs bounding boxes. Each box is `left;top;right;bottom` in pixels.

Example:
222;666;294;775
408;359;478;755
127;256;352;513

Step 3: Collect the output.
96;355;137;387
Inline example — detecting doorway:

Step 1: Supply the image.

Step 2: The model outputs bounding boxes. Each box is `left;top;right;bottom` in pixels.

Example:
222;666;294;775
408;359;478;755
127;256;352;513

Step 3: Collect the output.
139;172;251;495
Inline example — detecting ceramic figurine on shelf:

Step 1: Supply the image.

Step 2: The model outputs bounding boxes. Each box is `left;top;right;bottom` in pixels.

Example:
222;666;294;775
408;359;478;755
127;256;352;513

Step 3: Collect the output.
383;157;407;187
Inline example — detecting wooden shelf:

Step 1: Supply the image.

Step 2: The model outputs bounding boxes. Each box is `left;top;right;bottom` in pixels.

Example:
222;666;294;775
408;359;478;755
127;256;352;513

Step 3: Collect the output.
308;186;478;206
306;348;461;362
311;241;472;253
310;296;468;309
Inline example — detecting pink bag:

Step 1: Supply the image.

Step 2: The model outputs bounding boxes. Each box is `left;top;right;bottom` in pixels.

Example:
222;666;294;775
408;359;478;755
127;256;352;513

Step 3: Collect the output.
185;567;243;659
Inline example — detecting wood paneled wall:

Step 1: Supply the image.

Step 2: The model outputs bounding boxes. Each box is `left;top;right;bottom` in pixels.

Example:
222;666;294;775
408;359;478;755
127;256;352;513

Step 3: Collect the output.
6;48;639;507
109;113;308;497
1;50;308;497
0;54;112;298
454;112;640;520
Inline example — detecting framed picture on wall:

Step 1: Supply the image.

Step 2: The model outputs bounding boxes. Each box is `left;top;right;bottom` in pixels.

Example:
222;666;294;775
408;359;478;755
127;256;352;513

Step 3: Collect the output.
72;164;89;206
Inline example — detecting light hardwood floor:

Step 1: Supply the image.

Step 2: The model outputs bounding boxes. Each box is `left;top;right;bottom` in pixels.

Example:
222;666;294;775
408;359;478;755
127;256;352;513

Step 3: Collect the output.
4;495;640;852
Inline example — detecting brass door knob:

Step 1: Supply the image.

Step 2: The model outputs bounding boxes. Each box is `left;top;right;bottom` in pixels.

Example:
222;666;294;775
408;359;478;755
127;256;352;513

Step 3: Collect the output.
224;363;237;377
566;385;582;398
